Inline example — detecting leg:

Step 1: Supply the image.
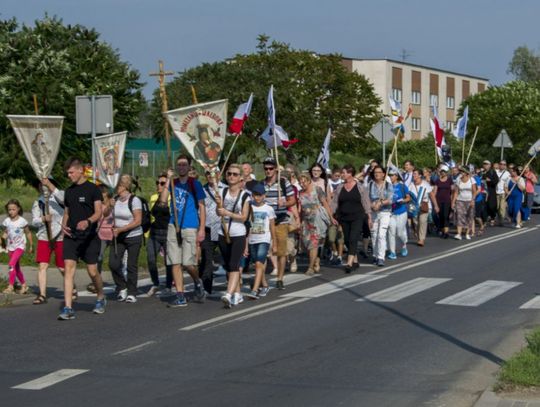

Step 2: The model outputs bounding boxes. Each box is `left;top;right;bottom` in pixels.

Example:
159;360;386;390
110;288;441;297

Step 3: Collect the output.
63;259;77;308
418;212;428;244
198;229;215;293
388;215;397;254
146;233;160;287
37;262;49;297
87;263;104;300
125;236;142;296
109;239;128;292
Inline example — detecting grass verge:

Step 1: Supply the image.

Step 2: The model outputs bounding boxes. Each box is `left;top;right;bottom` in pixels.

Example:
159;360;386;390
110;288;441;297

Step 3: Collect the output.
496;328;540;391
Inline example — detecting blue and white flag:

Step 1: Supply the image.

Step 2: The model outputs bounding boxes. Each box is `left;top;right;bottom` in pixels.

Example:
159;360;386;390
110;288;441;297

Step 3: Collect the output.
317;128;332;170
528;138;540;157
267;85;276;130
453;105;469;139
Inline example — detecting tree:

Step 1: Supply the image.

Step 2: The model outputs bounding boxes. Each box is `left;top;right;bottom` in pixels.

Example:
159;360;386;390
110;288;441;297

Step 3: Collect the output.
149;36;381;165
507;46;540;82
0;15;145;184
458;81;540;169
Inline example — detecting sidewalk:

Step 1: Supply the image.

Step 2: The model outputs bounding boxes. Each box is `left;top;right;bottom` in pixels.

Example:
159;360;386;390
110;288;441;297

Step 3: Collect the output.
475;390;540;407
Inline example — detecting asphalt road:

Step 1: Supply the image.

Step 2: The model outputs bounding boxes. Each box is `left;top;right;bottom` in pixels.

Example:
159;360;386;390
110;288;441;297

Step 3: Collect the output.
1;217;540;407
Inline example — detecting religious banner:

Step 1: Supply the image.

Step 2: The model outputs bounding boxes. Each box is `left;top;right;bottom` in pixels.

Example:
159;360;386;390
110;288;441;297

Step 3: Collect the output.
7;115;64;179
94;131;127;187
165;99;228;168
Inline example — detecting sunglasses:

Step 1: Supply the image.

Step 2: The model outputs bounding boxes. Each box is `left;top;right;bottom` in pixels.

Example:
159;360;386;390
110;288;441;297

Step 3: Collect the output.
156;181;166;186
264;167;275;171
227;172;240;177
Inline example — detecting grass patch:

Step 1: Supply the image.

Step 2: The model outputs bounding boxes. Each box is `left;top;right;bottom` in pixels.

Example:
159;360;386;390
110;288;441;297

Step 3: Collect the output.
497;328;540;390
0;179;39;215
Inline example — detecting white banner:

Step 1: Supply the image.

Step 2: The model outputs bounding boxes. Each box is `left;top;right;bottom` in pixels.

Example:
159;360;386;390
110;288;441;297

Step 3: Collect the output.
7;115;64;179
94;131;127;188
165;99;228;168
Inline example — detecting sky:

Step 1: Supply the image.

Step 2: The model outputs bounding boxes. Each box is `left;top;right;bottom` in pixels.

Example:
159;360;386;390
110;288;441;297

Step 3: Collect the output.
3;0;540;100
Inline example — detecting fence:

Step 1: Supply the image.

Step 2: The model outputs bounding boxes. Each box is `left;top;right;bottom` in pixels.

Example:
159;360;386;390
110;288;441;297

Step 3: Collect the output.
122;150;180;178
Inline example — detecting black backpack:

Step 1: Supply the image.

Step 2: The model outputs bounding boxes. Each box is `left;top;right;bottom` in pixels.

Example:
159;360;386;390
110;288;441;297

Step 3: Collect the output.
129;195;151;233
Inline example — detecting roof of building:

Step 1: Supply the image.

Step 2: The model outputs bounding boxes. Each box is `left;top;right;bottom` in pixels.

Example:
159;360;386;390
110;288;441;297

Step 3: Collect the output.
342;57;490;82
126;137;181;151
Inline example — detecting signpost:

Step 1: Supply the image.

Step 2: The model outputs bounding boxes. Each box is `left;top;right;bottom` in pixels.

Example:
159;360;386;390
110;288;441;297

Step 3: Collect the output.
492;129;513;161
76;95;114;182
369;117;394;165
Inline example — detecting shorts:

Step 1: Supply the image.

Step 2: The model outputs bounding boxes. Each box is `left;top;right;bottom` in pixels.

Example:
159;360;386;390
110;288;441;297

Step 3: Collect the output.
63;234;100;264
36;240;65;268
274;223;289;257
249;242;270;263
327;224;344;244
166;224;197;266
218;235;246;272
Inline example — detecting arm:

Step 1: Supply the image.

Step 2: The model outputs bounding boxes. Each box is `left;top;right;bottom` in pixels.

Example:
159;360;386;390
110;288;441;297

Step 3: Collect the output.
359;184;373;227
197;200;206;243
471;183;478;204
161;170;174;203
269;218;277;254
24;225;33;253
61;206;72;237
429;189;439;212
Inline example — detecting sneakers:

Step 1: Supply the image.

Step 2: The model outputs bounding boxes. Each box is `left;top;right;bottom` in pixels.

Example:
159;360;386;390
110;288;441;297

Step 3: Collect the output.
93;298;106;314
167;293;188;308
194;280;206;302
454;234;462;240
221;293;232;308
376;259;385;267
117;288;128;301
387;252;397;260
232;293;244;306
147;285;160;297
247;290;260;300
258;287;270;297
304;268;315;276
465;234;472;240
276;280;285;290
290;259;298;273
125;295;137;303
17;283;29;295
400;247;409;257
159;287;173;297
270;269;278;276
330;256;342;266
2;285;14;294
58;306;75;320
515;224;522;229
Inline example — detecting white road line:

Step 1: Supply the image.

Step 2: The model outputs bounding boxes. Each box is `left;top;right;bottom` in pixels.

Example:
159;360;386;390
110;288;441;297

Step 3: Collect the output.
202;298;311;331
436;280;522;307
281;274;386;298
519;295;540;309
357;277;452;303
112;341;156;356
12;369;89;390
179;297;293;331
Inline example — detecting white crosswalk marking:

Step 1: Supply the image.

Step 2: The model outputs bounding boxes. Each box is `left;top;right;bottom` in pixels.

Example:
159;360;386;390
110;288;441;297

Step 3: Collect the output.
282;274;386;298
12;369;89;390
356;277;452;303
519;295;540;309
436;280;522;307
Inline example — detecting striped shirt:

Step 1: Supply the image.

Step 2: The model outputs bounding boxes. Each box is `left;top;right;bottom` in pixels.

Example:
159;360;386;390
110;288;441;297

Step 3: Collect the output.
263;177;295;224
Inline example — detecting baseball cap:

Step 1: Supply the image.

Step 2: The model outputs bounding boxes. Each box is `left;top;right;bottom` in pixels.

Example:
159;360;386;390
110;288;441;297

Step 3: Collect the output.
262;157;277;167
251;182;266;195
483;160;491;165
439;164;450;172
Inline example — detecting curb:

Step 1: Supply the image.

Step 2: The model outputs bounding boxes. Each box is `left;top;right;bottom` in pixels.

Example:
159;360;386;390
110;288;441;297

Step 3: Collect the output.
474;390;540;407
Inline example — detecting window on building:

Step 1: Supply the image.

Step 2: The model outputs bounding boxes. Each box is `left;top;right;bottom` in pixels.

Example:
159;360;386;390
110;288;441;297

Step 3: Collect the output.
392;88;402;102
446;96;455;109
412;117;421;131
411;91;421;105
430;94;438;107
446;121;454;131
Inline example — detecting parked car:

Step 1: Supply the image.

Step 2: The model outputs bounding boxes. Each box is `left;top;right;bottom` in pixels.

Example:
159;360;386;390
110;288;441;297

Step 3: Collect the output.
533;182;540;213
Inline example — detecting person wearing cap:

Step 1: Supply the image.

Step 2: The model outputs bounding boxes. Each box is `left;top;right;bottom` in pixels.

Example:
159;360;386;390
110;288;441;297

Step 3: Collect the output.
521;166;538;222
451;165;477;240
505;164;526;228
409;169;437;246
495;160;511;226
368;166;394;266
262;156;296;290
432;164;453;238
481;160;499;225
387;167;410;259
473;166;488;236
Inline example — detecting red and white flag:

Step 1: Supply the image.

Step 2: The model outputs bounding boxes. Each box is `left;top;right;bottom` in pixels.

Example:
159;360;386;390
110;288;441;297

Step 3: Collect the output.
430;105;446;159
228;93;253;135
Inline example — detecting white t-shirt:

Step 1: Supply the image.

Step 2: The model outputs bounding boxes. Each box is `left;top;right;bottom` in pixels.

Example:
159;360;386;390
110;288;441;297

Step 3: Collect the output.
114;195;143;238
457;177;474;201
3;217;28;251
249;203;275;245
496;170;510;194
409;181;432;202
219;189;248;237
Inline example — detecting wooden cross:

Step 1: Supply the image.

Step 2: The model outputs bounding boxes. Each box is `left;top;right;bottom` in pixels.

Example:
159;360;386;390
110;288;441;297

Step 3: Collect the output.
150;60;175;164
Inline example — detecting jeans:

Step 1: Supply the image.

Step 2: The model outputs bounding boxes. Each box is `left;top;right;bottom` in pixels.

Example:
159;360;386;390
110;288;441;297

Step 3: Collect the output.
249;242;270;263
371;211;391;260
109;235;142;296
388;212;408;253
147;228;173;288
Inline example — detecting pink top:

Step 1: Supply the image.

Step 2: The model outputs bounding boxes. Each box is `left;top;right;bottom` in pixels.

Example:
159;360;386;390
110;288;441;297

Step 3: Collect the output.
98;212;114;241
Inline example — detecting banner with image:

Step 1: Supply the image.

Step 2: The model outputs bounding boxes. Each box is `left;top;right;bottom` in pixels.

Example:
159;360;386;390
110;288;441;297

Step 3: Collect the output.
165;99;228;168
7;115;64;179
94;131;127;188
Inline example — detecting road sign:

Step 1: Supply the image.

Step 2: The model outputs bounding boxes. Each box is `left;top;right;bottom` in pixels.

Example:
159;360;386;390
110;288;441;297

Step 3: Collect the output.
369;117;394;144
75;95;114;135
492;129;513;148
492;129;513;160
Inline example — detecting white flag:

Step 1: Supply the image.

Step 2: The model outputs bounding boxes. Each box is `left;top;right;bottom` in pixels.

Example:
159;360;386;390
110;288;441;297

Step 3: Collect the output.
7;115;64;179
528;138;540;157
317;128;332;170
165;99;228;168
94;131;127;188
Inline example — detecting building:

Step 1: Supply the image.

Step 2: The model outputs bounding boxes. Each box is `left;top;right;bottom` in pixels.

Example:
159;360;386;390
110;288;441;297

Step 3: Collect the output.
341;58;489;140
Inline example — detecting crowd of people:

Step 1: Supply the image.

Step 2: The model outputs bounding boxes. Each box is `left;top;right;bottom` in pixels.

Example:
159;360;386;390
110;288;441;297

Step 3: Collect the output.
0;154;537;320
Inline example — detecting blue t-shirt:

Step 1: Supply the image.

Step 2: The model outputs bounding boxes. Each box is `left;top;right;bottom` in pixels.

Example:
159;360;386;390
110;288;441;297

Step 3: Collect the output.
474;175;486;203
391;182;409;215
169;178;206;228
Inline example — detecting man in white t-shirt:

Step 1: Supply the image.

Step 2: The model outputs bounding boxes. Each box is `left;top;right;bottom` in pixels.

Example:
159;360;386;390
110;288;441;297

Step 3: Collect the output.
495;160;511;226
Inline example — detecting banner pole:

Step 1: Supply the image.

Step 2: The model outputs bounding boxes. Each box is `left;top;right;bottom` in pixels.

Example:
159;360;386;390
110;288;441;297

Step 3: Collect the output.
221;133;240;175
504;154;536;199
465;126;479;165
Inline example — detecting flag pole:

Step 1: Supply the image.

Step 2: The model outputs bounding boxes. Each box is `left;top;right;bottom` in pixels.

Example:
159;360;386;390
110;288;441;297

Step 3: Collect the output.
461;135;466;165
504;154;537;199
190;85;199;105
221;133;240;175
465;126;479;165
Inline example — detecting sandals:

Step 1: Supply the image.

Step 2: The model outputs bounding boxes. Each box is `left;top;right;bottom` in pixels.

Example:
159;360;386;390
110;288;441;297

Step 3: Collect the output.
72;289;78;301
33;294;48;305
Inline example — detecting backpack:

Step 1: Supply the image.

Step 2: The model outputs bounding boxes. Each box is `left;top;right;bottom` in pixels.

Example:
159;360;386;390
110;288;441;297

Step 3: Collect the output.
115;194;152;234
221;187;250;234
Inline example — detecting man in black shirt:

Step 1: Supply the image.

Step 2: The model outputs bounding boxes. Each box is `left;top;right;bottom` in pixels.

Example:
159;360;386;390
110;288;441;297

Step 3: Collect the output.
58;157;105;320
